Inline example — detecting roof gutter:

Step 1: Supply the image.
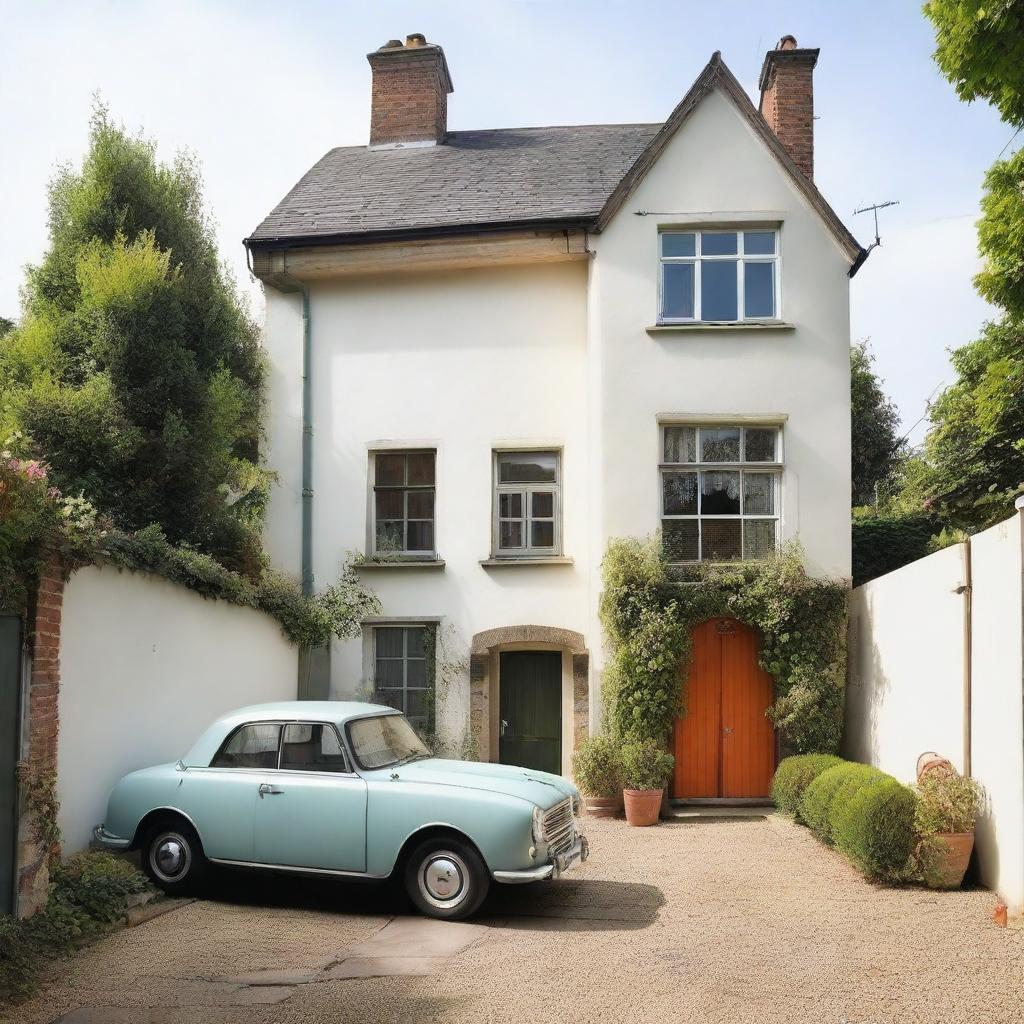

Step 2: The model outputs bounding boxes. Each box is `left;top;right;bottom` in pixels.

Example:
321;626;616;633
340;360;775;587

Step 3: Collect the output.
848;246;871;279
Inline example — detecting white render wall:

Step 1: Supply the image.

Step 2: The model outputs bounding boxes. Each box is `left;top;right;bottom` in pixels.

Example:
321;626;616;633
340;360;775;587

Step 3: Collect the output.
57;565;297;851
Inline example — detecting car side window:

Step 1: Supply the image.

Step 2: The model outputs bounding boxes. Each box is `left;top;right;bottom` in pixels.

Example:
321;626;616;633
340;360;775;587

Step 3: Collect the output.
280;723;351;773
211;723;281;769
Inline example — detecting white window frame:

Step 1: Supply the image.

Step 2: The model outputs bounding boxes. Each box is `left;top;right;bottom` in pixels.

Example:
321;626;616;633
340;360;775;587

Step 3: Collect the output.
658;229;781;324
491;449;562;558
371;624;432;728
659;424;783;563
368;449;436;560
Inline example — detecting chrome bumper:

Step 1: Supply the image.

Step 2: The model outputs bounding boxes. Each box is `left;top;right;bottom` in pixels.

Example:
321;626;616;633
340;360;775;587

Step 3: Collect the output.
93;825;131;850
493;835;589;884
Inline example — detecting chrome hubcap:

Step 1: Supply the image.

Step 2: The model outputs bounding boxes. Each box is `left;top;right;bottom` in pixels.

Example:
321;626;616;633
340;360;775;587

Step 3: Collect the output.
151;832;190;882
419;851;468;909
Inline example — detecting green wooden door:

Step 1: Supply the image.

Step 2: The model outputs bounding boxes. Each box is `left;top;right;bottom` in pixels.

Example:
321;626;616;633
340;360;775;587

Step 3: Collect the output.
499;652;561;775
0;616;21;915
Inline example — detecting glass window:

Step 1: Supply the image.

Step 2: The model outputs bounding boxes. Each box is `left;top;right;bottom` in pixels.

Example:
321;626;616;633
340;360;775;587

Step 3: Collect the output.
280;723;351;773
374;626;432;732
659;229;779;322
372;450;435;557
211;723;281;769
660;424;781;562
348;714;432;771
494;450;561;557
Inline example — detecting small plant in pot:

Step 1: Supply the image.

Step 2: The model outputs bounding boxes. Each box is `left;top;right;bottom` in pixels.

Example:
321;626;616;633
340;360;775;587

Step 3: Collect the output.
914;772;984;889
619;740;674;827
571;735;623;817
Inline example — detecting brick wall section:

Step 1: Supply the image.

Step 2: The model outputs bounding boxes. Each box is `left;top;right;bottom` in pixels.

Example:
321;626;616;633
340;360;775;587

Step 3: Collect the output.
759;46;818;180
367;43;452;147
17;550;65;917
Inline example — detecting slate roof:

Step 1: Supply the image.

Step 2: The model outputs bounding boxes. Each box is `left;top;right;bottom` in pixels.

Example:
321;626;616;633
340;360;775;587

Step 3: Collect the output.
247;124;660;245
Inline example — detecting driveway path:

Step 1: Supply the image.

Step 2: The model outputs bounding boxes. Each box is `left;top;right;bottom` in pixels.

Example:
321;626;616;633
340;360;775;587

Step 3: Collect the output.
12;814;1023;1024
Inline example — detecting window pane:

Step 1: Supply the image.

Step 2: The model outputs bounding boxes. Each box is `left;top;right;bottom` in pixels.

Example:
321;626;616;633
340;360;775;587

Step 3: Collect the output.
498;452;557;483
375;658;404;688
499;521;523;548
700;427;740;462
406;658;428;688
407;452;435;486
663;426;696;464
743;473;775;515
375;521;403;552
701;260;738;320
375;490;403;520
663;520;698;561
663;471;698;515
406;521;433;551
702;520;742;560
531;492;553;518
375;454;405;486
407;490;434;519
499;492;523;518
744;231;776;255
214;724;281;769
375;627;404;658
744;520;777;559
405;627;425;658
744;261;775;317
531;521;555;548
662;263;695;319
701;471;741;514
281;724;349;773
744;428;776;462
405;689;429;724
662;232;696;257
375;688;405;712
701;232;738;256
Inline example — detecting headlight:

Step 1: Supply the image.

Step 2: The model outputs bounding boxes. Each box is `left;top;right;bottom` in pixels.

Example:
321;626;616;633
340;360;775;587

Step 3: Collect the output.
531;805;545;843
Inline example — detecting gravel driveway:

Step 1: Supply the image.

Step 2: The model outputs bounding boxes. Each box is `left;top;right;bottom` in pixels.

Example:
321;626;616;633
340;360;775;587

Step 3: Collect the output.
12;813;1024;1024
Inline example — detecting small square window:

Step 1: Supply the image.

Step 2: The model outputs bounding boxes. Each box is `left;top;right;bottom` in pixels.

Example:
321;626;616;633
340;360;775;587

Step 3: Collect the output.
494;450;561;557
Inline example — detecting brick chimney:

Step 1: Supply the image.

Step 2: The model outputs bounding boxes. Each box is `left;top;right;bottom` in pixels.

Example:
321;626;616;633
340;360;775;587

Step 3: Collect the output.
367;34;454;148
758;35;819;179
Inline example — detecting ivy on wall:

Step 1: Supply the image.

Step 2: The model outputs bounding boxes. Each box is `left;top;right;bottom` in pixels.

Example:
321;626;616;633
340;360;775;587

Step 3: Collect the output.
600;536;849;754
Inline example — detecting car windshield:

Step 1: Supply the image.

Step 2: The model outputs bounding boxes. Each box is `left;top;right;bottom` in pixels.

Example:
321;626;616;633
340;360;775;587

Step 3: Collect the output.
348;714;432;770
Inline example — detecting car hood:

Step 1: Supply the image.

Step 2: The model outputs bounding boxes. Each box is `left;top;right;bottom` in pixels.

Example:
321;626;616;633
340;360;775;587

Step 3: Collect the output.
383;758;577;808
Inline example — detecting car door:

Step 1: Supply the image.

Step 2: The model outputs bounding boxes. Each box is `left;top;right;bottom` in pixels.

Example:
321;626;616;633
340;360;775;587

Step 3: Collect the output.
182;721;282;861
253;722;368;872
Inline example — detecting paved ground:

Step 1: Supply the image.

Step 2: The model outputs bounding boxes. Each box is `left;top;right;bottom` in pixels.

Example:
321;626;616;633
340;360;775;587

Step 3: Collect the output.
11;813;1024;1024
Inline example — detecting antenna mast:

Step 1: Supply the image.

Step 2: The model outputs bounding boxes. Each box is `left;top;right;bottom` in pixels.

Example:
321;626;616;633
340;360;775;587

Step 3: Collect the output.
853;200;900;255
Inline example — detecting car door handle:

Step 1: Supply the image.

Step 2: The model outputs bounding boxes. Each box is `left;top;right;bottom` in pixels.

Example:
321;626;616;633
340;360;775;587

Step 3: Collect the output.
258;783;283;798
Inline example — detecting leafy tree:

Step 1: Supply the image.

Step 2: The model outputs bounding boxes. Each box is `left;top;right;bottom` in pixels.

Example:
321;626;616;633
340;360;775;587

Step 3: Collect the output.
851;340;904;506
0;104;264;573
0;317;14;337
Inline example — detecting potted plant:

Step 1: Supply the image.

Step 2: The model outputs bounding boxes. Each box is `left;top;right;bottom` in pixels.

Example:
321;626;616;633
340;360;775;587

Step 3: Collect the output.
619;740;674;827
571;735;623;817
914;772;984;889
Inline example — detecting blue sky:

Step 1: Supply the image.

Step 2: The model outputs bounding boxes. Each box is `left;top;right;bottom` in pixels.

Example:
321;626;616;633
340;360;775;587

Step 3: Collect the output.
0;1;1011;442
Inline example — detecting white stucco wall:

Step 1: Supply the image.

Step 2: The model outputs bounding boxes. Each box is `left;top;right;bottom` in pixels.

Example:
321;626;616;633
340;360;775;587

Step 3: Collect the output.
57;565;297;851
968;515;1024;917
843;543;969;779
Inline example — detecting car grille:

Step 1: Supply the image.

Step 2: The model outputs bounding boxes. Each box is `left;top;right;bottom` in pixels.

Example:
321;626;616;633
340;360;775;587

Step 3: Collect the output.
539;798;576;857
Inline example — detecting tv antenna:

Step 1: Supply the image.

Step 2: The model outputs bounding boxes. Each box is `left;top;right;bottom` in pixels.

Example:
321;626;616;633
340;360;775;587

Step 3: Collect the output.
853;200;899;255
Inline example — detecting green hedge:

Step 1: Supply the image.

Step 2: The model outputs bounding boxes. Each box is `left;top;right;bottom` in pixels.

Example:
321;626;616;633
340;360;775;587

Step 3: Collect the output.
793;759;917;882
771;754;844;817
852;512;939;587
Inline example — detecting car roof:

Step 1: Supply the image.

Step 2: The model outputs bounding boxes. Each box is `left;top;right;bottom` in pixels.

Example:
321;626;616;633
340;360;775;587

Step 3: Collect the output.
182;701;397;767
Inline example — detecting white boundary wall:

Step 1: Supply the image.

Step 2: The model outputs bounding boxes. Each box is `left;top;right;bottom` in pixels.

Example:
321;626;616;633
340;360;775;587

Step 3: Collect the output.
57;565;298;851
844;512;1024;917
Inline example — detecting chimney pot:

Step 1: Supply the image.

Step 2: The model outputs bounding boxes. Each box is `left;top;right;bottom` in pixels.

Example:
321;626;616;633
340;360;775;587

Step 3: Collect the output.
380;39;403;50
778;35;798;50
758;38;819;179
405;33;427;47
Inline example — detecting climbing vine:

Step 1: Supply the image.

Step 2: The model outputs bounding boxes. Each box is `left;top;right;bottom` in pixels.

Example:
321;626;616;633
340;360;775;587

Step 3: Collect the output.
600;536;848;754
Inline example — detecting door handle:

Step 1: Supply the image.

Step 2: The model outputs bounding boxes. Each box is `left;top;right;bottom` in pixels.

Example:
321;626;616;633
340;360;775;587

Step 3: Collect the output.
258;783;283;798
723;726;734;735
500;719;509;737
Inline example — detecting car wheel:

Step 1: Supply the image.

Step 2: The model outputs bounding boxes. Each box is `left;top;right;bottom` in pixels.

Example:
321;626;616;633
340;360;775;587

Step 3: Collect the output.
404;837;490;921
141;820;209;895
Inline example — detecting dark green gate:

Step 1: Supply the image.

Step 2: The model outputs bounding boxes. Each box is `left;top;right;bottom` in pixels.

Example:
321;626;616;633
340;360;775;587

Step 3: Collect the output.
0;616;21;915
498;651;561;775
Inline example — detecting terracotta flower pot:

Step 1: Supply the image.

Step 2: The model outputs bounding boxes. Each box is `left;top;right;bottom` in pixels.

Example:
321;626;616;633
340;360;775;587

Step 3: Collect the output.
924;831;974;889
623;788;662;827
583;796;621;818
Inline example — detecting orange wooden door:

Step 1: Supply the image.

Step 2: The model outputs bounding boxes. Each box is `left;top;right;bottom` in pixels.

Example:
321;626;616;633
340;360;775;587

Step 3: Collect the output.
673;618;775;799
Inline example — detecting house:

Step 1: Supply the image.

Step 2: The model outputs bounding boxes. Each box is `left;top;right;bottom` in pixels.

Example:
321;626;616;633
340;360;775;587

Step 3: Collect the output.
246;32;863;796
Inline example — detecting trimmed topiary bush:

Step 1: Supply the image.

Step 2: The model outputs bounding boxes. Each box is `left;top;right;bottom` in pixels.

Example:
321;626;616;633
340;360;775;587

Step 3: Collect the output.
798;762;886;843
771;754;844;816
832;778;917;881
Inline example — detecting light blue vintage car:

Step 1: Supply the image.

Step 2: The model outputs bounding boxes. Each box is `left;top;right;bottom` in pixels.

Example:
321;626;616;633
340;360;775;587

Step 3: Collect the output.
95;701;588;919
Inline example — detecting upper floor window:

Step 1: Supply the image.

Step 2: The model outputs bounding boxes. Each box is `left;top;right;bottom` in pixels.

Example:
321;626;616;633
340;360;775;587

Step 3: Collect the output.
660;424;781;563
371;450;435;558
493;450;561;557
660;230;778;323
